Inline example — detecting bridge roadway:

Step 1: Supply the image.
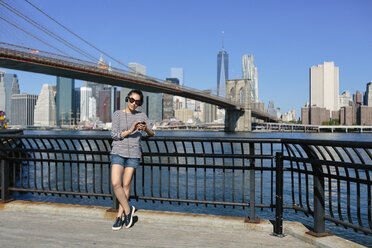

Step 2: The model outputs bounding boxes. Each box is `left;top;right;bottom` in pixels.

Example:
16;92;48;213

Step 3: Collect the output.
0;42;277;122
0;201;364;248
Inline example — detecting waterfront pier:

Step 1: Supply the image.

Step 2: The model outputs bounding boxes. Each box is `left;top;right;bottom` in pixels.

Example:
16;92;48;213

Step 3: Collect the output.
0;133;371;247
0;200;363;248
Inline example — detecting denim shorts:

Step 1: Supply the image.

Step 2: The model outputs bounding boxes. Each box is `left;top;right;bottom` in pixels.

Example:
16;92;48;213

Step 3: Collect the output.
110;154;140;169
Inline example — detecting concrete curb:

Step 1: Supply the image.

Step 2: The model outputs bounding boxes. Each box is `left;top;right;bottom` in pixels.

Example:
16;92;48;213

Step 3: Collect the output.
0;200;366;248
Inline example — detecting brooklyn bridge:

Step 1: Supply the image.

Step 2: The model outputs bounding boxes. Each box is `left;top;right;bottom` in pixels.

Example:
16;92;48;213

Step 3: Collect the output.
0;42;277;131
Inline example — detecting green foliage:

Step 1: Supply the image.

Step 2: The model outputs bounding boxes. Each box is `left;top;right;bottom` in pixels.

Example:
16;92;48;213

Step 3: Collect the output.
322;119;340;125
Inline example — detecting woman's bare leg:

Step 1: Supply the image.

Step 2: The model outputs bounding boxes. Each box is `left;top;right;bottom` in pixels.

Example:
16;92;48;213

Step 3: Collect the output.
111;164;130;218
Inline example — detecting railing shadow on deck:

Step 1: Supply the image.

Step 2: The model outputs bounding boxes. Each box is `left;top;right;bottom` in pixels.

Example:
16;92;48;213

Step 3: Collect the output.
0;133;371;241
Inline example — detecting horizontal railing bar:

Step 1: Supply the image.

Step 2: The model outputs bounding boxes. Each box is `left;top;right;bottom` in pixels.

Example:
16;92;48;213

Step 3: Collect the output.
142;162;276;171
8;187;112;198
324;216;372;235
287;167;371;186
143;153;275;159
283;156;371;170
0;148;109;155
4;157;110;165
282;138;372;148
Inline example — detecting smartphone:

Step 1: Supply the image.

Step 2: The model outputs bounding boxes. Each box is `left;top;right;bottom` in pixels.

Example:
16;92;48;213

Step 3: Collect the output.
141;121;146;124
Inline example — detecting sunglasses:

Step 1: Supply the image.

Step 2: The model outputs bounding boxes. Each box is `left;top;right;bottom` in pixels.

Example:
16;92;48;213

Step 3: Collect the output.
128;97;141;105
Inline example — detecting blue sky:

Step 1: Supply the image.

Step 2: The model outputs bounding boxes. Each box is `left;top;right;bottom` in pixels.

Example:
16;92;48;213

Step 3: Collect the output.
1;0;371;116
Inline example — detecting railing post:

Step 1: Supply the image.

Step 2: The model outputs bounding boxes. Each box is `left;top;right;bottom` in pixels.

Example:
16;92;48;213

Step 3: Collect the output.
301;145;331;237
1;159;10;202
312;162;326;234
273;152;285;237
245;142;259;223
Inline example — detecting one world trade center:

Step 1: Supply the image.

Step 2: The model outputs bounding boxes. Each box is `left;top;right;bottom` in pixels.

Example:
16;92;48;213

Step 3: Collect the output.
217;32;228;97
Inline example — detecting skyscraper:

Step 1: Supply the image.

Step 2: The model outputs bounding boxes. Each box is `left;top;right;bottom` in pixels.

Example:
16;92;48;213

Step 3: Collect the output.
0;72;5;113
365;82;372;106
80;86;92;122
34;84;56;126
85;81;104;116
89;97;96;120
74;88;81;124
310;62;339;113
10;94;38;126
217;34;228;97
242;55;258;102
353;90;362;106
56;76;75;126
0;72;20;122
98;89;111;123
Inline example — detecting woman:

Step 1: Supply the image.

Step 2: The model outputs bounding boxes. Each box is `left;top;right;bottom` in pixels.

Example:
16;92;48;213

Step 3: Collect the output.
110;89;154;230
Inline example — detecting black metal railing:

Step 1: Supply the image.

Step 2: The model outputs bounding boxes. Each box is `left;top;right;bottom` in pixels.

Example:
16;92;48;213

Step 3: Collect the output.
0;133;371;239
280;139;372;236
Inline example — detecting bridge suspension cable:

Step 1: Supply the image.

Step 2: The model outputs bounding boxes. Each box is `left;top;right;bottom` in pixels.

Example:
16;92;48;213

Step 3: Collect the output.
24;0;132;71
0;0;99;62
0;16;68;56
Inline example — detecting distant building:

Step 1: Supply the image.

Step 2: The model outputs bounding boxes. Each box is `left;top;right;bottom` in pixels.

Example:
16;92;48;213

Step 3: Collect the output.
202;90;217;123
85;81;104;116
301;106;330;125
0;72;20;123
163;78;178;120
310;62;339;114
175;109;193;122
360;106;372;125
11;94;38;126
282;110;296;122
89;97;96;120
267;101;281;119
301;107;309;125
98;88;120;123
80;86;92;122
98;89;111;123
353;90;362;106
242;54;258;102
34;84;56;126
339;90;353;108
56;77;75;126
217;50;228;97
364;82;372;106
74;88;80;123
142;91;163;123
340;106;354;125
0;72;5;114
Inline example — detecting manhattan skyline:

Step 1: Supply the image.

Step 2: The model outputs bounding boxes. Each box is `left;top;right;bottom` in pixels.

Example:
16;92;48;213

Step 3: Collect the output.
0;0;371;115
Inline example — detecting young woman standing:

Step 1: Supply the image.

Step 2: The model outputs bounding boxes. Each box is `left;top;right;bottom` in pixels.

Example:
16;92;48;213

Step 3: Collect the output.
110;89;154;230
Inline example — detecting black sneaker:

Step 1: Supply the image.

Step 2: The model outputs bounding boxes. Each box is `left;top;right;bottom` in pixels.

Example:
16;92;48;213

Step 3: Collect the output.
112;217;123;231
124;205;136;228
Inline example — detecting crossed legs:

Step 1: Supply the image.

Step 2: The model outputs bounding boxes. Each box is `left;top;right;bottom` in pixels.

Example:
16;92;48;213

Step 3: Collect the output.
111;164;135;218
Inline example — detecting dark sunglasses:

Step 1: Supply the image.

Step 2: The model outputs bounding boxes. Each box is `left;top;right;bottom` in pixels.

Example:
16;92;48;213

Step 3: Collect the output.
128;97;141;105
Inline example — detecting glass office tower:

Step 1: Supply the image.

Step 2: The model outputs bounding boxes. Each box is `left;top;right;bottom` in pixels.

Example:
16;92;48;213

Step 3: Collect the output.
56;76;75;126
217;49;228;97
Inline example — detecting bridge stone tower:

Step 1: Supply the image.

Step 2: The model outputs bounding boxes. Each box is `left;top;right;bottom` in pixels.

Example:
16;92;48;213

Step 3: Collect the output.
225;79;252;132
